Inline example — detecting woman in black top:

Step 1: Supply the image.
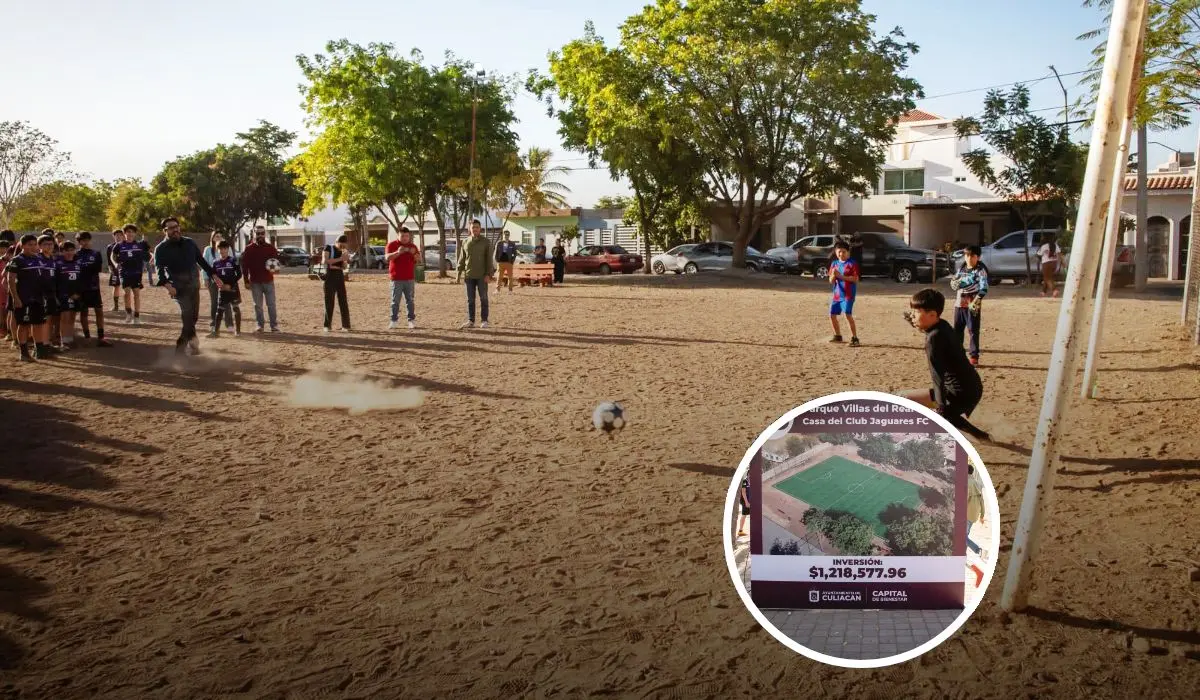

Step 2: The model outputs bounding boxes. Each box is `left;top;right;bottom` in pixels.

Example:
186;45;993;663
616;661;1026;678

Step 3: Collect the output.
322;235;351;332
534;239;548;263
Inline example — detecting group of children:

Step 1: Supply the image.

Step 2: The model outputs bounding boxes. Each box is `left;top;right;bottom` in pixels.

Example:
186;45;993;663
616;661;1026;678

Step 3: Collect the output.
824;238;992;440
1;225;153;361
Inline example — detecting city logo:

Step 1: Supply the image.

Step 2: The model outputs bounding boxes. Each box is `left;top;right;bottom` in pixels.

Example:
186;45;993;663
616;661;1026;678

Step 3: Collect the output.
820;591;862;602
808;590;820;603
871;589;909;603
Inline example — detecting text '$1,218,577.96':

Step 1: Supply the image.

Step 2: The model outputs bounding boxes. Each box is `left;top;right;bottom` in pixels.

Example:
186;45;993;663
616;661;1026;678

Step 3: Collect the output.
809;566;908;581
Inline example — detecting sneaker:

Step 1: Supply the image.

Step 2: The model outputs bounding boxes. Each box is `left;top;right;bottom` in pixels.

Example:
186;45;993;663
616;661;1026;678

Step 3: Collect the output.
322;327;331;334
207;330;218;338
407;321;415;330
133;317;142;326
480;321;489;329
254;326;264;334
269;326;280;333
460;321;475;330
388;321;399;330
829;335;843;343
339;327;351;333
234;329;241;337
849;337;860;347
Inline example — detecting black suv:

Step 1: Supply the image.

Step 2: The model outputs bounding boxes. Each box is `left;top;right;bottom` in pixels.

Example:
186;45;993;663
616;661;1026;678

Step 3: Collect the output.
790;232;949;283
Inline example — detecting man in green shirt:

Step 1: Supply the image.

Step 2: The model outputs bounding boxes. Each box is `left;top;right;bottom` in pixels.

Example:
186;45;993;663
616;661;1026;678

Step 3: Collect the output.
455;219;495;329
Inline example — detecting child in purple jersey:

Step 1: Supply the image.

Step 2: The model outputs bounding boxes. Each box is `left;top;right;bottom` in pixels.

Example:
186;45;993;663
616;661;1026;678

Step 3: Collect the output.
209;240;243;337
55;241;84;349
37;235;62;350
106;230;123;312
75;232;112;346
828;239;861;347
6;235;51;361
115;225;146;325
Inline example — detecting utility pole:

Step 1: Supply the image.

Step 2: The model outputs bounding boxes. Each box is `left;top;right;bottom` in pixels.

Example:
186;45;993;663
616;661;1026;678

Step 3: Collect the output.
1136;124;1149;290
1048;65;1069;129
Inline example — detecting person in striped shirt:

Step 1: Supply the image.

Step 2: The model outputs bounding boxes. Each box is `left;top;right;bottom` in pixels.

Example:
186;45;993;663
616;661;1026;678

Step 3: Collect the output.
950;245;988;367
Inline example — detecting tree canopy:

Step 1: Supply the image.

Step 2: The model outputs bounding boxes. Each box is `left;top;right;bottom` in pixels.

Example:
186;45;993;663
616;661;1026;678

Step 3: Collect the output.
885;511;953;556
802;508;876;556
8;180;112;232
0;121;73;229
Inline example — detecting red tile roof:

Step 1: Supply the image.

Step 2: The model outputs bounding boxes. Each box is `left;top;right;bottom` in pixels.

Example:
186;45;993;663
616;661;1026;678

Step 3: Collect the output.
898;109;944;123
1123;174;1194;191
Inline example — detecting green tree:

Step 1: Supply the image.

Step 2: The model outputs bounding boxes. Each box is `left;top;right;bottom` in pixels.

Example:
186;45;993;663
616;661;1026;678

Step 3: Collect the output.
857;435;896;465
623;193;709;251
954;85;1086;281
150;127;303;240
106;178;178;233
9;180;112;232
595;194;633;209
886;512;953;556
891;438;946;474
784;435;810;458
818;432;853;446
769;539;803;556
803;508;876;556
293;42;518;276
532;21;707;272
0;121;73;229
617;0;921;268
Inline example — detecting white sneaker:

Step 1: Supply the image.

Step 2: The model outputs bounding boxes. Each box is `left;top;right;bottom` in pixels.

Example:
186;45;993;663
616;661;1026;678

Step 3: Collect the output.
388;321;399;330
132;317;142;326
460;321;474;329
322;327;331;334
407;321;415;330
480;321;490;329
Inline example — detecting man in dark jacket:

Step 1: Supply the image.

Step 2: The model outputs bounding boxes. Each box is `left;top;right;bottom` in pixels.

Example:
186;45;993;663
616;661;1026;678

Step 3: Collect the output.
154;217;215;355
494;231;518;292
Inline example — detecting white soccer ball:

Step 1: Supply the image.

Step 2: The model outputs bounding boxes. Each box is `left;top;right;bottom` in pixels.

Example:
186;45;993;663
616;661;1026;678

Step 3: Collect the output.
266;258;282;273
592;401;626;436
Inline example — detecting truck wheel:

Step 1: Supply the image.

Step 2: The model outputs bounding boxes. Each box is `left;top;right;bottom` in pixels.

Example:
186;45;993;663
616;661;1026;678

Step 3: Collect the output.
894;264;916;284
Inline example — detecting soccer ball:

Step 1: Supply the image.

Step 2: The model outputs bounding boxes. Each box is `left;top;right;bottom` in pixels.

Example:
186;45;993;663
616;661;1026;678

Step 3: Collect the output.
266;258;282;273
592;401;626;437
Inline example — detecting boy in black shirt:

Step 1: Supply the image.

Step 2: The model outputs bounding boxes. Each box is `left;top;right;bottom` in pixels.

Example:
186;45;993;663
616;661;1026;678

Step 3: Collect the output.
209;240;242;337
55;241;84;349
899;288;990;441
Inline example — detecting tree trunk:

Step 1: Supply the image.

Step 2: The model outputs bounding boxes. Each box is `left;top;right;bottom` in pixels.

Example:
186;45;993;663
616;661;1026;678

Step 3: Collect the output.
1135;124;1149;291
732;211;756;269
1182;121;1200;330
1018;209;1033;285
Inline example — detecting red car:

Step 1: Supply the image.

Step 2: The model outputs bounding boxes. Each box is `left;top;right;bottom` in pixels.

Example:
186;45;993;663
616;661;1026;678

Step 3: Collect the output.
566;245;644;274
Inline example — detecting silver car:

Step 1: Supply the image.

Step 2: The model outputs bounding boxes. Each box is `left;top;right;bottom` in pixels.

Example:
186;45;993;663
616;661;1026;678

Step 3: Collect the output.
424;244;456;271
674;242;786;273
766;234;838;275
651;244;699;274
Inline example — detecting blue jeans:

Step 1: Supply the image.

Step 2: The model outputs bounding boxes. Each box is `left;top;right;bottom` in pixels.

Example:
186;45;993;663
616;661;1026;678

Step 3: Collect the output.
250;282;278;329
464;278;488;322
391;280;415;322
954;306;981;359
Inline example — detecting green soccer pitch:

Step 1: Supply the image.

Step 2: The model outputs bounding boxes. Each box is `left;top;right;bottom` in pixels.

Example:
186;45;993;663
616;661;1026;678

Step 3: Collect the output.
771;455;923;538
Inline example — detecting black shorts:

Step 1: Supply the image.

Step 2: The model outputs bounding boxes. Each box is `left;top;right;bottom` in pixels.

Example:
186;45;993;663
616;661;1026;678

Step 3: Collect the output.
14;302;45;327
80;289;103;309
44;297;59;316
120;274;144;290
740;503;751;516
58;296;81;312
930;388;982;418
217;289;242;307
108;273;121;288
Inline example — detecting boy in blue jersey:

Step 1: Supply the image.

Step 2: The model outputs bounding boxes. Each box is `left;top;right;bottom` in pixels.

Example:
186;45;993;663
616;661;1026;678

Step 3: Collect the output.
6;235;51;361
74;232;112;347
950;245;988;367
55;241;84;349
209;240;243;337
38;234;61;349
828;239;861;347
114;224;146;325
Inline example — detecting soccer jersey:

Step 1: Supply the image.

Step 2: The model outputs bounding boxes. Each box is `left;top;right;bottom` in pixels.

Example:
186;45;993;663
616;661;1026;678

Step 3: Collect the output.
830;259;859;302
952;263;989;308
56;257;84;301
114;240;146;277
76;248;103;290
212;256;242;287
105;243;118;272
39;253;57;300
7;254;48;304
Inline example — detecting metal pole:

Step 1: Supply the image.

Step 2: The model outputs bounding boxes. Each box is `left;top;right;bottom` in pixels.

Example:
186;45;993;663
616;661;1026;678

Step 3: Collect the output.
1180;123;1200;327
1135;125;1149;290
1001;0;1148;613
1082;117;1135;399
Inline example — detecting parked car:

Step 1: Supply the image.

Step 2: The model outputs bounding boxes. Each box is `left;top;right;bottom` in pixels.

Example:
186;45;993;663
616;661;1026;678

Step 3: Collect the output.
771;232;949;282
424;244;456;271
765;234;837;274
351;245;387;269
651;244;699;274
673;241;786;274
515;243;539;265
276;246;311;267
565;245;644;274
951;234;1135;288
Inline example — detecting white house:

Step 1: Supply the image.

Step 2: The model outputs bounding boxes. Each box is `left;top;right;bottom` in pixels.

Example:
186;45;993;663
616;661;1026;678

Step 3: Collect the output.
1121;151;1195;280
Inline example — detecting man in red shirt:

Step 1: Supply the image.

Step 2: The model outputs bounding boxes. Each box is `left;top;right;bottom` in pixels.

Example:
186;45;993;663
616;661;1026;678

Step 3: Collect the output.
385;227;420;329
239;225;281;332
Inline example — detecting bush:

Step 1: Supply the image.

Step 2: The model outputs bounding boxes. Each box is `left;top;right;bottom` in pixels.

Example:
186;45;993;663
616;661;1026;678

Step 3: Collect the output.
770;539;803;556
886;512;953;556
803;508;876;556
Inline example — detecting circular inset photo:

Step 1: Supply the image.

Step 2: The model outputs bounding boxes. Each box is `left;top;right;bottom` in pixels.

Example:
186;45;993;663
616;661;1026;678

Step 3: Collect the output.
725;391;1000;668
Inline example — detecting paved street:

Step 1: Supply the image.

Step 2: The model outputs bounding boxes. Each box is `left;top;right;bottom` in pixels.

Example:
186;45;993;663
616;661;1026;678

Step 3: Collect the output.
759;607;962;660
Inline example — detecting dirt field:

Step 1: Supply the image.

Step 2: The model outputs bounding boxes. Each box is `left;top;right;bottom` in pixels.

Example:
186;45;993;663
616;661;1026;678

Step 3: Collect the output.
2;271;1198;698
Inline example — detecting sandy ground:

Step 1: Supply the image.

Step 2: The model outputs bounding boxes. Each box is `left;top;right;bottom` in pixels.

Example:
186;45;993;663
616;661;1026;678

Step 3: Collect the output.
2;271;1198;698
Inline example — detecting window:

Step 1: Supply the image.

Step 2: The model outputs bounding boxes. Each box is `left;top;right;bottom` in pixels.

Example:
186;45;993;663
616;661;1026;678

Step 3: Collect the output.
883;169;925;195
954;176;967;182
814;236;835;248
794;237;814;249
606;245;630;255
993;233;1026;250
785;226;805;245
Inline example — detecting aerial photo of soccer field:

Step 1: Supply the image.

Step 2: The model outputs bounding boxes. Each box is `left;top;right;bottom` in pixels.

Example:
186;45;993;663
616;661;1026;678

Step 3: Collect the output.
772;454;922;538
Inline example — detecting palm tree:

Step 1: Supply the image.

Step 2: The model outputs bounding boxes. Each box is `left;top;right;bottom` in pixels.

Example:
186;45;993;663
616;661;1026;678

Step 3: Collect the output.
520;147;572;214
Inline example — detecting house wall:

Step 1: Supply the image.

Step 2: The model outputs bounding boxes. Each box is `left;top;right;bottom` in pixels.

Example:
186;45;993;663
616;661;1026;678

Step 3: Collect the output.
1119;190;1192;280
506;216;579;246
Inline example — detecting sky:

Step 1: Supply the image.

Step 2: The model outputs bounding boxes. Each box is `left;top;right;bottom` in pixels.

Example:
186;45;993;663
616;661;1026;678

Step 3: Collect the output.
2;0;1196;212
